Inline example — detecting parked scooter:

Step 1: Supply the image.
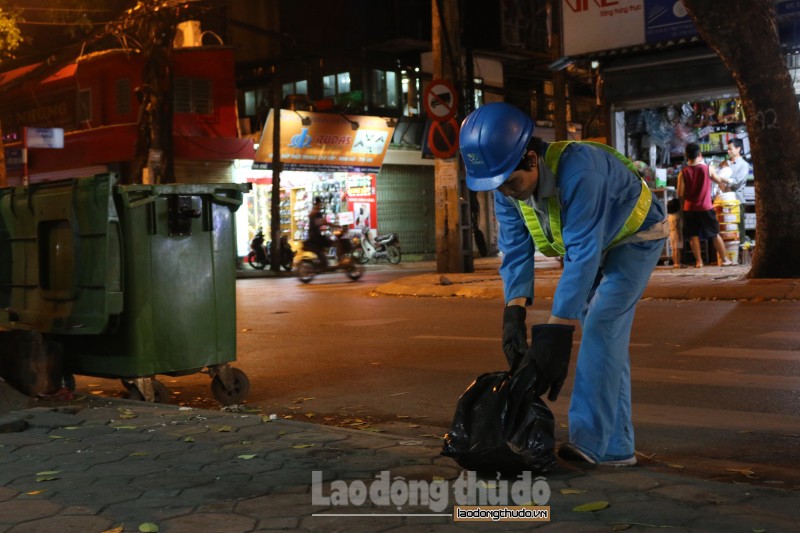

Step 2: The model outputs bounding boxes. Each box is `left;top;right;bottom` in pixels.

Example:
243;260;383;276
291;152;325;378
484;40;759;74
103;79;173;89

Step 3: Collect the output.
247;229;295;271
352;229;401;264
294;227;364;283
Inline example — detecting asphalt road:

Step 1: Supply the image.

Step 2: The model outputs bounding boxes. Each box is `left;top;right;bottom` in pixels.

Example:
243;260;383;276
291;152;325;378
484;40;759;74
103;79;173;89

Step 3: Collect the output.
73;265;800;491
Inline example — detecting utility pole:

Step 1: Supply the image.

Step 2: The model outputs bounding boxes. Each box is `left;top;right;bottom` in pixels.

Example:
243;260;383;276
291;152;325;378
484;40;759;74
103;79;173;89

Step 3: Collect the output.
270;66;282;272
432;0;472;273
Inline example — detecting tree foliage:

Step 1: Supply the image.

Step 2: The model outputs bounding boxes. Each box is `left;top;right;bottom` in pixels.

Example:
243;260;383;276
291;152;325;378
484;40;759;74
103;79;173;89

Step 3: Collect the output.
0;7;21;62
682;0;800;278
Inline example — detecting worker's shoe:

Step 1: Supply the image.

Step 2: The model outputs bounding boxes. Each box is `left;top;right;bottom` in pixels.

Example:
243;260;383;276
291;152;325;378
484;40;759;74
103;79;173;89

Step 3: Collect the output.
558;442;636;467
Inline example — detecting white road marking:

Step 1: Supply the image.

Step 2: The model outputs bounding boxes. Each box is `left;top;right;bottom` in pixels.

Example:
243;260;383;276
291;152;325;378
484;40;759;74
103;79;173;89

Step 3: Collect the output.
676;346;800;361
631;366;800;391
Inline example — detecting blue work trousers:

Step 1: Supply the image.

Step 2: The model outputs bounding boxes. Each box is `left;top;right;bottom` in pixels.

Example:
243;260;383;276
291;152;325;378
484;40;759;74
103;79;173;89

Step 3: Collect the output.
567;238;665;461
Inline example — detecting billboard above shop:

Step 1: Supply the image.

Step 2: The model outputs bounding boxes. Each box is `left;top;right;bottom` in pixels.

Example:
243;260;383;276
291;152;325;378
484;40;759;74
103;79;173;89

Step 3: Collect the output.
563;0;800;57
253;110;396;173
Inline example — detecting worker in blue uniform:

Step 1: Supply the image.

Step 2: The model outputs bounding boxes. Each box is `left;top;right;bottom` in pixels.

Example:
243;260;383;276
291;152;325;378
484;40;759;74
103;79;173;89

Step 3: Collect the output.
459;102;668;466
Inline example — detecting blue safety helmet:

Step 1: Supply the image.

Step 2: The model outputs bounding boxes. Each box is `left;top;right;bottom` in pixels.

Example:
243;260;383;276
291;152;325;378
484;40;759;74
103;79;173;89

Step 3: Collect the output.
459;102;535;191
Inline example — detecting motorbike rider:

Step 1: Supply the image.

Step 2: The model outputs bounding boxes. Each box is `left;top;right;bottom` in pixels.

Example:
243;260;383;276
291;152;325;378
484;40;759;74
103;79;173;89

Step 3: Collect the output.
305;197;333;267
459;102;667;467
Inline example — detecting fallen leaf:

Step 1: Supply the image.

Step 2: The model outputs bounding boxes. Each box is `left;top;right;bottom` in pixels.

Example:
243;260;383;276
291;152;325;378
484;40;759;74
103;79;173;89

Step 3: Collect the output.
138;523;159;532
278;431;287;435
215;425;233;432
304;413;315;418
26;490;47;496
283;415;293;419
90;391;104;395
48;435;64;439
238;454;257;460
560;488;586;495
396;415;410;419
184;436;194;442
726;468;758;479
291;443;315;449
292;396;315;402
667;464;685;470
260;415;272;423
408;424;420;428
361;427;383;432
111;425;138;430
101;526;124;533
241;328;251;332
398;440;424;446
36;471;60;476
573;501;609;512
62;426;81;430
129;451;149;457
36;476;59;482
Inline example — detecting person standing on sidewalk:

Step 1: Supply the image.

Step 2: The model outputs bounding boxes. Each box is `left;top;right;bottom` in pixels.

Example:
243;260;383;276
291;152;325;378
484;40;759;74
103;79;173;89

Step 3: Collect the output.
677;143;733;267
459;102;668;467
711;138;750;244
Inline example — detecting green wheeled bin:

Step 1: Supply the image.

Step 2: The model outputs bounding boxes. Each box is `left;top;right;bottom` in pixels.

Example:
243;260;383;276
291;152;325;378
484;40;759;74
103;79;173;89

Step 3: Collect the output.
0;173;251;404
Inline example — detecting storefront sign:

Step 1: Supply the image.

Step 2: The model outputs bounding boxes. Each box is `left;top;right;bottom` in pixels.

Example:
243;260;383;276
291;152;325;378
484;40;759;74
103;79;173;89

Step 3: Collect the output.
3;147;23;171
24;127;64;149
562;0;645;56
563;0;800;57
644;0;696;43
253;110;395;172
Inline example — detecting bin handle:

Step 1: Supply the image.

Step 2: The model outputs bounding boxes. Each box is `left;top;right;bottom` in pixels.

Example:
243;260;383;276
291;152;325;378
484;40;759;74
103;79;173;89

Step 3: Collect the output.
210;191;243;209
116;188;158;209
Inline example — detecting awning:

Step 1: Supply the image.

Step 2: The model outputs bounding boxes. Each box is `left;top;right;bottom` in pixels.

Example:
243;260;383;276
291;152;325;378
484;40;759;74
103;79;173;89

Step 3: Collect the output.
253;109;396;173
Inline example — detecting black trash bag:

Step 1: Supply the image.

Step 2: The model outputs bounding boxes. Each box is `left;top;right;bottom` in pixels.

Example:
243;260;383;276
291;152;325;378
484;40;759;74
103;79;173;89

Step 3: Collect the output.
441;367;557;474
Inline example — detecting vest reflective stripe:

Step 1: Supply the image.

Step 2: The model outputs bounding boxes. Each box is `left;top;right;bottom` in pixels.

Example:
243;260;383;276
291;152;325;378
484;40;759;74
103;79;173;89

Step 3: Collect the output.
516;141;652;257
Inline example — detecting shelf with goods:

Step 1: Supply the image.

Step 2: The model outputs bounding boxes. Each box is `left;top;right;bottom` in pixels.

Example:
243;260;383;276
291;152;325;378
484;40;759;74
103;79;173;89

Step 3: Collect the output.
291;188;311;241
278;190;292;236
621;98;747;189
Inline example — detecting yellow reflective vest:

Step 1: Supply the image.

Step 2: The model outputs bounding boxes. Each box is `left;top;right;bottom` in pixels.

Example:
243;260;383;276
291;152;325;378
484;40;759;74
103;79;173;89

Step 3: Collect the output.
515;141;652;257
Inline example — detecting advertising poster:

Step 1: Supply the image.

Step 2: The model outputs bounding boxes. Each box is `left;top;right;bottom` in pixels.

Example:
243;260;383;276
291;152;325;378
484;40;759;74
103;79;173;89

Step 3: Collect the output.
644;0;697;43
345;173;376;231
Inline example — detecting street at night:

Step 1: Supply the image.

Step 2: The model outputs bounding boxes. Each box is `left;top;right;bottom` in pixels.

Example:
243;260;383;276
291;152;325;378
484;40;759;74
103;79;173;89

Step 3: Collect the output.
74;263;800;491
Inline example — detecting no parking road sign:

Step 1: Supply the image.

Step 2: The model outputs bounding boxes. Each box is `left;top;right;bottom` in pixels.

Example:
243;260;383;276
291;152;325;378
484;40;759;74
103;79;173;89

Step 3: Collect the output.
427;117;460;159
423;79;458;122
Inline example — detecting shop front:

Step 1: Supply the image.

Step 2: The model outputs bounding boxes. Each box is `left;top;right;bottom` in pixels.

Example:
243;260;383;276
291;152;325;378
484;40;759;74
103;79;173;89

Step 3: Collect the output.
234;110;394;258
602;48;756;262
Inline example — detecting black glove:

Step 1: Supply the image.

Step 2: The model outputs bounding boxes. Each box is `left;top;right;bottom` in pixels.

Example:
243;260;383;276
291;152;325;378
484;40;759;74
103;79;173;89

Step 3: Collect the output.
502;306;528;368
530;324;575;401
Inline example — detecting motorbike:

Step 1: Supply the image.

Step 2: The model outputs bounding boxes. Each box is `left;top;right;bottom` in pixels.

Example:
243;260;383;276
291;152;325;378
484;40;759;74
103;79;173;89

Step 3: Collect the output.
294;227;364;283
352;229;401;264
247;230;295;271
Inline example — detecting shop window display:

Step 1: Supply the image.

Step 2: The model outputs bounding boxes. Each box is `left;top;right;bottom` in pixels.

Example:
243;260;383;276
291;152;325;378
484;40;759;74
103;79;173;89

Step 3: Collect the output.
621;98;755;263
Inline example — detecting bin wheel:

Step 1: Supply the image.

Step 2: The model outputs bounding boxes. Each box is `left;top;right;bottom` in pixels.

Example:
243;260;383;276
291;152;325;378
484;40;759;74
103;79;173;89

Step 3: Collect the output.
124;379;171;404
211;367;250;405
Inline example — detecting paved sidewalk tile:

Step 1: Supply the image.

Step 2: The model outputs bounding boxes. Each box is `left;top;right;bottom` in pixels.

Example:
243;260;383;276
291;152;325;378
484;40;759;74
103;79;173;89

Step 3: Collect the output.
0;398;798;532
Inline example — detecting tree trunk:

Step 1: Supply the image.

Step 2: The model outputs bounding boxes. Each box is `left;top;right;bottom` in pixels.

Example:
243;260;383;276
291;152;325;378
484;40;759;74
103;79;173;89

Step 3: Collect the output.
682;0;800;278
